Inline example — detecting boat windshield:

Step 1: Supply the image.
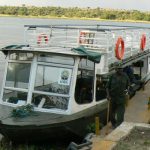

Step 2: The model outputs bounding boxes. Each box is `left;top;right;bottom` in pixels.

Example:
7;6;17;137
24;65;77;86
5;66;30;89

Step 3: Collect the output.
3;52;33;105
5;63;31;89
31;54;74;110
34;65;71;94
32;65;72;110
2;52;74;111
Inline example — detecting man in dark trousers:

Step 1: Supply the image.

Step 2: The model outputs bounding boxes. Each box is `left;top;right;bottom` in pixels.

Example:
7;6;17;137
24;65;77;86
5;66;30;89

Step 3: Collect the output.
106;65;130;128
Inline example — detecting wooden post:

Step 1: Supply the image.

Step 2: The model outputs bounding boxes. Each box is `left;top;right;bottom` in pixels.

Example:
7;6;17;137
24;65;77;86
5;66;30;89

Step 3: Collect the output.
95;116;100;135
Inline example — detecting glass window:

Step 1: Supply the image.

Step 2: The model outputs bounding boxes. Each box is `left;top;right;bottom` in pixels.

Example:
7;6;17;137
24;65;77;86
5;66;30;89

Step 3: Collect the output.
75;59;94;104
32;94;68;110
9;52;33;61
38;54;74;65
5;63;31;89
3;89;27;104
34;65;72;95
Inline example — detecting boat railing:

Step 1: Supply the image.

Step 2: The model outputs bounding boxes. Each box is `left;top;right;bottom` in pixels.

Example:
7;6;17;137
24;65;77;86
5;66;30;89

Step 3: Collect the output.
24;25;150;64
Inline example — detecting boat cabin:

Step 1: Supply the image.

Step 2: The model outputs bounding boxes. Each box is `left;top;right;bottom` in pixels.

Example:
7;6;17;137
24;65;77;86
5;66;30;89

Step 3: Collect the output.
1;25;150;115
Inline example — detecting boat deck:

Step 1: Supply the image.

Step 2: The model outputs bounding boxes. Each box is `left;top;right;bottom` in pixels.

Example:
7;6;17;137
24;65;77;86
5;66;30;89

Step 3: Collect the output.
91;81;150;150
0;104;67;126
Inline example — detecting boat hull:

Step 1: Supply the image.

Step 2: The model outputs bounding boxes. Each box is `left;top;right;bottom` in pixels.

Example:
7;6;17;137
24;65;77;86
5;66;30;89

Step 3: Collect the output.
0;102;107;142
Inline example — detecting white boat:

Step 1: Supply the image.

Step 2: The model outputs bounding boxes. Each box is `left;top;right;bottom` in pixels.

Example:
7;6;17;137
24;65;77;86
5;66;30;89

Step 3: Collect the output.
0;24;150;142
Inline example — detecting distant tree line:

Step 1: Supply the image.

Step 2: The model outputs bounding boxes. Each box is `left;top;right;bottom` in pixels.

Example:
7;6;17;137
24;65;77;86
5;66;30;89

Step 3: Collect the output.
0;6;150;21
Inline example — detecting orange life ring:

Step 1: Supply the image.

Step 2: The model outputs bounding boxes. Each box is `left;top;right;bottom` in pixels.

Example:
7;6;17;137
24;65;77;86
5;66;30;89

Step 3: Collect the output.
37;34;49;45
79;31;86;44
140;34;146;51
115;37;125;60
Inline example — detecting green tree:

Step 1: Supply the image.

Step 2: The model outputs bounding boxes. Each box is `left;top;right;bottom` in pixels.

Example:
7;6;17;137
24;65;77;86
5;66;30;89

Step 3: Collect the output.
0;6;150;22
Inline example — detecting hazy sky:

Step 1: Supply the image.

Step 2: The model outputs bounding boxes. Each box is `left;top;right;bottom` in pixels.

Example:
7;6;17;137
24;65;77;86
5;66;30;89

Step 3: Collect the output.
0;0;149;11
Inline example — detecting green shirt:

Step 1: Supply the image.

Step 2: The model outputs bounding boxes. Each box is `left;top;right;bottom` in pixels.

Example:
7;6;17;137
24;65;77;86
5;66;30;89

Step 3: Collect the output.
106;72;130;103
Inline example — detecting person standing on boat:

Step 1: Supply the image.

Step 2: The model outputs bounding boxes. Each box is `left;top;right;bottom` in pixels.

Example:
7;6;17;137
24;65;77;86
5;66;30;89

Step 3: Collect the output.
123;65;142;85
106;65;130;128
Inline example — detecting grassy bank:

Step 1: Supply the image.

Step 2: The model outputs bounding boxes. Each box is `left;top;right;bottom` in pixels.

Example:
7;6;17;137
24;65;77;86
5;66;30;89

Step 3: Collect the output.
1;14;150;24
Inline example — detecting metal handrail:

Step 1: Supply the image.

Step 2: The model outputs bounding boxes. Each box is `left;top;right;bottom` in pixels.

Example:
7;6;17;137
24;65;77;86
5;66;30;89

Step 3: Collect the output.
24;25;150;69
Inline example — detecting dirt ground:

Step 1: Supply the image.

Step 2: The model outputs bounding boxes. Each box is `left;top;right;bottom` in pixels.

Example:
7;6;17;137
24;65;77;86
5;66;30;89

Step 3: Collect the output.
113;127;150;150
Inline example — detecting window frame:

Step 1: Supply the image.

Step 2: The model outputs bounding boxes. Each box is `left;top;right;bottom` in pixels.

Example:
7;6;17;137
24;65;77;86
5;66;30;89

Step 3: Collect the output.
1;52;33;105
0;52;75;113
32;55;74;111
75;58;95;105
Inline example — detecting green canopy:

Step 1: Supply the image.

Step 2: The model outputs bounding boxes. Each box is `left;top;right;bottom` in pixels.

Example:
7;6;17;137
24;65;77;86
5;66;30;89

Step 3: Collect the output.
72;46;101;63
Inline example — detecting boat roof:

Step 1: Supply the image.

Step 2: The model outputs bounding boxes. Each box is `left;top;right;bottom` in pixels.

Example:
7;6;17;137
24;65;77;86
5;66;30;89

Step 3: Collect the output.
1;44;80;56
25;24;150;31
1;45;102;63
